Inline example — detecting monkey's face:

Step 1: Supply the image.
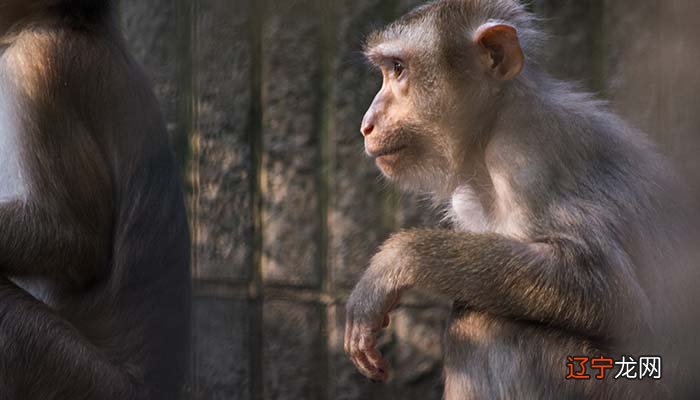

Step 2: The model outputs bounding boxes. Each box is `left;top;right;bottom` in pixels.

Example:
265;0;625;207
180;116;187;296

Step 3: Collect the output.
361;59;414;174
362;10;526;194
361;46;460;193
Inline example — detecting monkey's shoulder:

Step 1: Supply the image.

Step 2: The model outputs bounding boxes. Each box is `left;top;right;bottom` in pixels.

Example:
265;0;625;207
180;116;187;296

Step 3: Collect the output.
3;25;128;94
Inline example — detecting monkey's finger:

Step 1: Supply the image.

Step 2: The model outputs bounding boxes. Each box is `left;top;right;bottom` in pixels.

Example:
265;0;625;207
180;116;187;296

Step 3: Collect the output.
363;346;389;381
347;323;365;364
358;332;379;363
343;317;353;355
351;351;381;381
359;333;388;381
355;354;386;382
363;345;385;367
352;327;388;381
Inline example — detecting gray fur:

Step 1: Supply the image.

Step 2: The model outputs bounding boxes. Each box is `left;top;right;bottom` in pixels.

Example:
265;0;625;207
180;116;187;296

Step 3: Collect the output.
346;1;699;399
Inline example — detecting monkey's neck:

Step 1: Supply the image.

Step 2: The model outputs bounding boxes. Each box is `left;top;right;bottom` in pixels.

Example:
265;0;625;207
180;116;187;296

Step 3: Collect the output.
445;72;577;223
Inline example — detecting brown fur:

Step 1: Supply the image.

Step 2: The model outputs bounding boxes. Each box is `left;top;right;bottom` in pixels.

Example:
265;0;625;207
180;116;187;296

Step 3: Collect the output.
0;1;190;398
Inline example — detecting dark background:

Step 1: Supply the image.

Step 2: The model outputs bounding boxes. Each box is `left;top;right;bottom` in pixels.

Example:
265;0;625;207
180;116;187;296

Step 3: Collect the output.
119;0;700;399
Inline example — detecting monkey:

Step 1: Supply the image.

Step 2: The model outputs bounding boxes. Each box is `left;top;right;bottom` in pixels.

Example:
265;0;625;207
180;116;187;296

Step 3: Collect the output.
0;1;190;399
344;0;699;399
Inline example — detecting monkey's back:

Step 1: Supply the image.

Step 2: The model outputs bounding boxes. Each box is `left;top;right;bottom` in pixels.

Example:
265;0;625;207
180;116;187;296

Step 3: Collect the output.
99;32;192;398
474;80;698;399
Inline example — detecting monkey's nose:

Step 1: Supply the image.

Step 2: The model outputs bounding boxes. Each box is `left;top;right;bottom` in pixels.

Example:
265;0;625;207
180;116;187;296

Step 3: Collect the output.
361;120;375;137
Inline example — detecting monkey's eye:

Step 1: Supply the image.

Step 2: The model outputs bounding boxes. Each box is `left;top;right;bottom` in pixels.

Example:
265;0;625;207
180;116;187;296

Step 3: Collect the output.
392;61;405;78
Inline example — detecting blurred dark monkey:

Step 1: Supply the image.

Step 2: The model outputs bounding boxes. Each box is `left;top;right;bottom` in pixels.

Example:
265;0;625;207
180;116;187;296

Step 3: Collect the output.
344;0;699;398
0;1;190;399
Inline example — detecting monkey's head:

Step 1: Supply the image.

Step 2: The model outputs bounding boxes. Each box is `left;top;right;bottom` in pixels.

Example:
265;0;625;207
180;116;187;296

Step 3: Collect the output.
0;0;112;33
362;0;538;195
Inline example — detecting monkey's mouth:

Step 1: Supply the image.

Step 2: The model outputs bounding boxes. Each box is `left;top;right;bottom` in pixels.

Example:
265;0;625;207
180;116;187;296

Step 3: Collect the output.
367;145;407;159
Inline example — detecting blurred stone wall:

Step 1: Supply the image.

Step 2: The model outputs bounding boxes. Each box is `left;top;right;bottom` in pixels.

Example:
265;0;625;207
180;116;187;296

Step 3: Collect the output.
119;0;700;399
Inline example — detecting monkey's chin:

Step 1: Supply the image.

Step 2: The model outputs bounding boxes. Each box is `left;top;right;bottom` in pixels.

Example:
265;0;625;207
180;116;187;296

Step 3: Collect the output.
375;153;402;177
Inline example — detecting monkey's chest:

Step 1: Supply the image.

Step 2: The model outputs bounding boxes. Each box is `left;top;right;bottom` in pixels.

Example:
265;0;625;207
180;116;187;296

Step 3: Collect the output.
449;184;528;238
450;185;490;232
0;86;28;201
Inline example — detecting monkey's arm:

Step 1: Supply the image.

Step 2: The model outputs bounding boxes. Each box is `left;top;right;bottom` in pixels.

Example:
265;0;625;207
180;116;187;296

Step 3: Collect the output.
0;276;146;399
0;197;111;284
345;228;648;380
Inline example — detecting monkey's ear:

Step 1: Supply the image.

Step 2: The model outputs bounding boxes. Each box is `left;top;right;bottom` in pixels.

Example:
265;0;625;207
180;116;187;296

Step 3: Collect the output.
473;23;524;80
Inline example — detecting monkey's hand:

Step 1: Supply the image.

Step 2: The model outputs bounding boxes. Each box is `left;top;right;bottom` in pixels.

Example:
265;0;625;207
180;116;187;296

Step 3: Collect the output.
345;238;406;382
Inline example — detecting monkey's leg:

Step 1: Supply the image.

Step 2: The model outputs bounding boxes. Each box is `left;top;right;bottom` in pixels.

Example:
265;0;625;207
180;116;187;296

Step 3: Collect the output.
0;276;146;400
443;308;666;400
